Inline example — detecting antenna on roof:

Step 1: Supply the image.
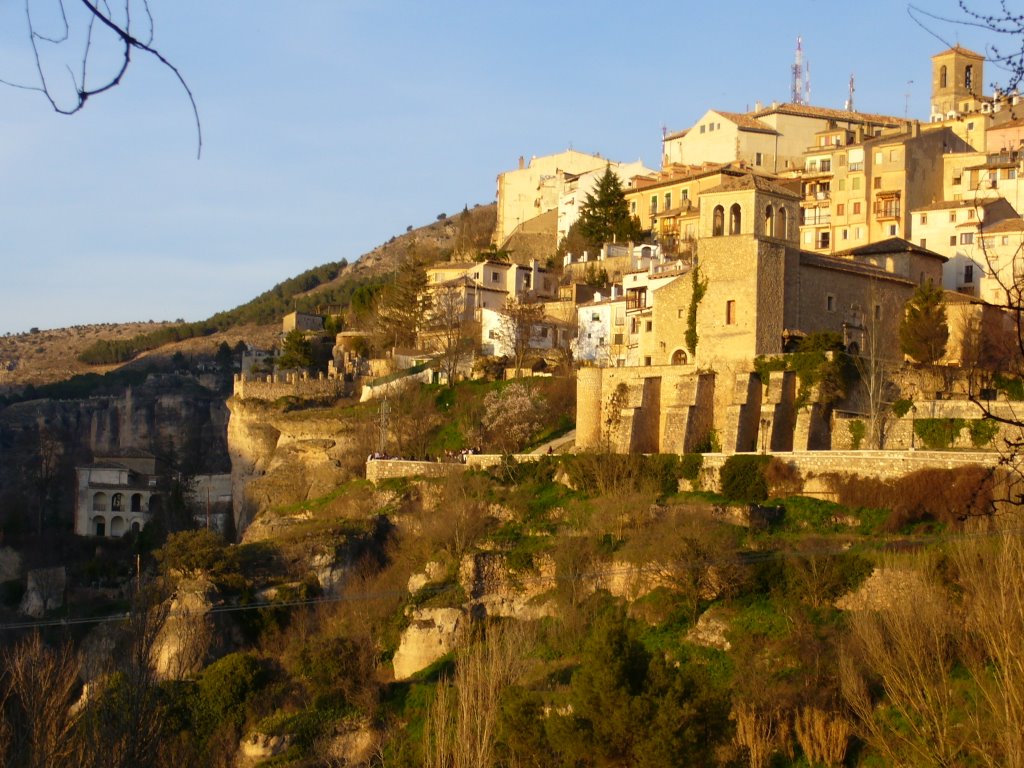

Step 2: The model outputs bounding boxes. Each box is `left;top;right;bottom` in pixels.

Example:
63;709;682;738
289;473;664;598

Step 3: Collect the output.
845;73;855;111
792;36;811;105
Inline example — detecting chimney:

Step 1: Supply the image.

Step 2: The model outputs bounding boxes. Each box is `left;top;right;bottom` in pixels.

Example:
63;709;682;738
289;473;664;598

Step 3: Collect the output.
754;100;763;112
518;155;525;170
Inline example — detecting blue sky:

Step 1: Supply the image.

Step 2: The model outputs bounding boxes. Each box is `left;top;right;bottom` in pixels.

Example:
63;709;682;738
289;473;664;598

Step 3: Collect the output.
0;0;1003;334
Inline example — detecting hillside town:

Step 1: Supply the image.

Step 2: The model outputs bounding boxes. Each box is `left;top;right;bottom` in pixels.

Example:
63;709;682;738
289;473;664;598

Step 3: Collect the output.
7;34;1024;768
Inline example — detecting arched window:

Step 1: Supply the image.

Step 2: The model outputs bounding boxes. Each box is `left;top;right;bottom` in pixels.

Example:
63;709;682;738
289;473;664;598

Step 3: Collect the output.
712;205;725;236
92;492;108;512
940;64;948;88
777;207;789;240
765;205;775;237
111;493;123;512
131;521;142;534
671;349;688;365
729;203;742;235
110;516;126;537
93;516;106;537
641;246;652;258
131;493;143;512
965;64;974;91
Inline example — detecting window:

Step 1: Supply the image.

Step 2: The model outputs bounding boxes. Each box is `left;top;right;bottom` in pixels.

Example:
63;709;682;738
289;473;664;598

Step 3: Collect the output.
961;232;974;244
950;235;957;246
873;177;882;189
968;209;975;220
836;203;845;216
614;333;623;345
920;238;927;248
492;271;499;281
700;124;706;134
645;321;653;332
855;226;862;239
949;211;957;223
644;356;652;366
874;304;882;321
920;213;928;225
664;192;671;210
852;177;861;191
838;154;847;166
650;195;658;214
889;149;897;162
875;151;883;164
591;312;600;322
965;264;974;283
755;152;763;166
726;300;736;325
967;121;975;130
821;159;832;172
826;294;836;312
965;64;974;91
953;175;962;186
682;188;689;200
1003;236;1011;246
729;203;742;235
630;201;637;214
838;179;846;191
940;64;948;88
817;232;830;249
488;329;498;339
853;202;861;214
842;228;849;240
712;205;725;236
889;224;898;236
539;327;548;338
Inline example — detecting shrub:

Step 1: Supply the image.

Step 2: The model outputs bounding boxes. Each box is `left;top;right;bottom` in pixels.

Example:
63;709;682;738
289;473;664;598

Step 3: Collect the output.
824;466;994;531
720;455;769;502
968;418;999;448
892;398;914;418
679;453;703;482
914;418;966;450
764;457;802;497
848;419;866;450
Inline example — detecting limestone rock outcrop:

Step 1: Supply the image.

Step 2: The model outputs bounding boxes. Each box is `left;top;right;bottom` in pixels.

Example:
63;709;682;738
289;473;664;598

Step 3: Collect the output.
392;607;465;680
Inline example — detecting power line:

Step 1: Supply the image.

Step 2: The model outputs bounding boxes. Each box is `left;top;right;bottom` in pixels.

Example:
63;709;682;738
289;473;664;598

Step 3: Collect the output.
2;524;1021;633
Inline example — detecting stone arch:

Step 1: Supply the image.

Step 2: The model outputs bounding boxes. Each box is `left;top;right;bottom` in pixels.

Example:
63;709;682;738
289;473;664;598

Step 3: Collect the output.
777;207;789;240
111;492;123;512
131;520;142;534
712;205;725;236
729;203;742;235
93;515;106;537
110;516;126;537
131;493;143;512
765;204;775;237
671;349;688;365
92;492;108;512
641;245;652;258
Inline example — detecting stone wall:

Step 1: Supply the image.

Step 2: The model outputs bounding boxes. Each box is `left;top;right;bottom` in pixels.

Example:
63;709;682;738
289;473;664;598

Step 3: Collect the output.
233;373;345;402
833;400;1023;451
697;449;1001;495
365;454;541;483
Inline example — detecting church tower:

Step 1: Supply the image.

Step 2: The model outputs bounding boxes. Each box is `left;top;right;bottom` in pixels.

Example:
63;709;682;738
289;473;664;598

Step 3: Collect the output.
931;45;985;119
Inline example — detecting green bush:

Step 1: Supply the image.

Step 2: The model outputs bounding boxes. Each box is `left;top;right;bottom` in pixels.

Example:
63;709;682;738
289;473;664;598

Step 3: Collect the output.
193;652;266;739
848;419;866;450
719;455;769;502
968;418;999;448
679;453;703;482
892;398;914;418
914;418;966;450
994;373;1024;400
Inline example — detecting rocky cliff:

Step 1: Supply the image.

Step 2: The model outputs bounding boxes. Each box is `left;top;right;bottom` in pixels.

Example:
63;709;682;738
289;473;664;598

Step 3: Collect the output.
227;397;368;533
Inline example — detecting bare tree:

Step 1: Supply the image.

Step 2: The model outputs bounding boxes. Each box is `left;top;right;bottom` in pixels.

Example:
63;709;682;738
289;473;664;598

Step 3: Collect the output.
1;0;201;155
1;633;82;768
425;282;477;387
424;622;530;768
851;282;902;448
495;298;545;378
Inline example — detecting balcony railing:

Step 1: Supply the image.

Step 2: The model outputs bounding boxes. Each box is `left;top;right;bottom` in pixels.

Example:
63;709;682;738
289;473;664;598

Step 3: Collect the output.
849;161;864;171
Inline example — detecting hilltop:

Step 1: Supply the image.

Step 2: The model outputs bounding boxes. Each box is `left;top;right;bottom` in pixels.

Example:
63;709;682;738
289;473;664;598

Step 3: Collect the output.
0;203;496;391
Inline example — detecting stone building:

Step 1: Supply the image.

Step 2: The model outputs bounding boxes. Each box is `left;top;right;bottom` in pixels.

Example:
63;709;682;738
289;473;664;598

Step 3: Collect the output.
576;171;946;455
74;450;162;537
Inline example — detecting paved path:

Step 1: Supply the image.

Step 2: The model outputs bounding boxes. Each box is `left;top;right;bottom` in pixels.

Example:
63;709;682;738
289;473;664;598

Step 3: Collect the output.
530;429;576;455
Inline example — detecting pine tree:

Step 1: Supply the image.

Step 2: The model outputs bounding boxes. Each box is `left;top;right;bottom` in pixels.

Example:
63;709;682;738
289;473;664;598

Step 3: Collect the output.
576;166;643;247
899;280;948;365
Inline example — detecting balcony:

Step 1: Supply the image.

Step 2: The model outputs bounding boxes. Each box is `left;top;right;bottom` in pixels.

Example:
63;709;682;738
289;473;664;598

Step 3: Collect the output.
873;201;901;220
801;211;832;226
849;161;864;171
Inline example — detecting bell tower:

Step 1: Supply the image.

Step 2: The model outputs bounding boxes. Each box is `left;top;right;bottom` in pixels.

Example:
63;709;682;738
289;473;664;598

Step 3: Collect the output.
931;45;985;119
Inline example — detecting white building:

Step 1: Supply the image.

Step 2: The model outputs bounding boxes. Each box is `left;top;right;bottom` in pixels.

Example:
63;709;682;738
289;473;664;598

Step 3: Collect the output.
556;160;655;242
